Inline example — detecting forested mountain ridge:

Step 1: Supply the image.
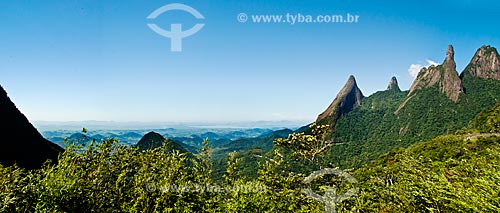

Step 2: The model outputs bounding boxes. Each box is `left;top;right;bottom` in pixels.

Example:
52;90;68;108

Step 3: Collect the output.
337;101;500;212
312;45;500;169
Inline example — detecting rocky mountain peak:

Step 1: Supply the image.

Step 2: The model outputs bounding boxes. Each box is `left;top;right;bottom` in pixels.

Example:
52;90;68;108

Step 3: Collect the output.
0;85;6;97
0;84;63;169
386;76;401;92
407;45;463;102
347;75;356;82
445;45;455;63
316;75;364;124
462;45;500;80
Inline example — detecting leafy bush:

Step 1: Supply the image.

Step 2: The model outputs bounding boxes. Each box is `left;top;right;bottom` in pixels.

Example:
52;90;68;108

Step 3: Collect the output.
0;138;322;212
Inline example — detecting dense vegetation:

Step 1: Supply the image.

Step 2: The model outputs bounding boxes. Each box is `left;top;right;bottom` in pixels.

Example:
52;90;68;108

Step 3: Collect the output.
2;102;500;212
337;103;500;211
339;134;500;212
212;129;293;180
0;138;321;212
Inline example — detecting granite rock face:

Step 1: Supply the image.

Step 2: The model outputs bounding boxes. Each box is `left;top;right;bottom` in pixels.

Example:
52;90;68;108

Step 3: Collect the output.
462;45;500;80
316;75;364;124
386;76;401;92
407;45;463;102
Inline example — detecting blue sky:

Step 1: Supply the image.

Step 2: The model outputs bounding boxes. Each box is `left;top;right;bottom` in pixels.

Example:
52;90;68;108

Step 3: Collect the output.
1;0;499;123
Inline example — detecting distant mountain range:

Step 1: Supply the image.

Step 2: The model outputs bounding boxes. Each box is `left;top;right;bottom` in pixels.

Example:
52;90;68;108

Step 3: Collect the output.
0;85;63;169
44;127;278;148
34;120;306;132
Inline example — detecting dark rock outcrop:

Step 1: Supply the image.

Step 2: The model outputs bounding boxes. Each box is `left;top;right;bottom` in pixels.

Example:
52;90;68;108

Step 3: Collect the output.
136;131;186;152
0;85;63;169
316;75;364;124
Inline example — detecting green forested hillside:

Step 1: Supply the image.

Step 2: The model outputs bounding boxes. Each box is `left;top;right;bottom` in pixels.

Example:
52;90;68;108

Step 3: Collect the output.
212;129;293;180
339;134;500;212
336;102;500;212
321;73;500;170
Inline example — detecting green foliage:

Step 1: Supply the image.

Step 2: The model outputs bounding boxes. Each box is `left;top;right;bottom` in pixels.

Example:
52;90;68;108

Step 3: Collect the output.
275;124;331;163
213;148;266;182
1;139;208;212
224;152;241;185
335;102;500;212
0;137;323;212
468;102;500;133
212;129;293;181
339;134;500;212
0;165;33;212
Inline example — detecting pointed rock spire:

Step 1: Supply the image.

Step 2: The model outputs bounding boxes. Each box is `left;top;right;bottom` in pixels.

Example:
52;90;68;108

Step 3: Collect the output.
445;45;455;63
386;76;401;92
0;84;63;169
407;45;463;102
316;75;364;124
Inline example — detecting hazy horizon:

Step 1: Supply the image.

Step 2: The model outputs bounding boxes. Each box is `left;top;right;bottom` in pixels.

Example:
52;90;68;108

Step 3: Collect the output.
32;119;310;131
